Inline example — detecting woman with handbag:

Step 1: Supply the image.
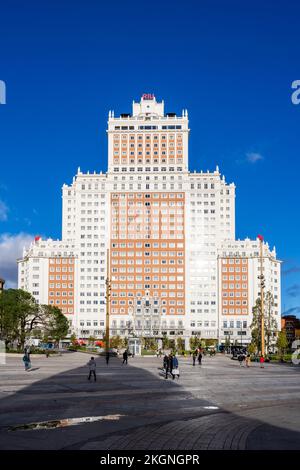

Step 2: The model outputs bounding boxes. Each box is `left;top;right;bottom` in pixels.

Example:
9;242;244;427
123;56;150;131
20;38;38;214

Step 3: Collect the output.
22;353;31;371
171;354;180;380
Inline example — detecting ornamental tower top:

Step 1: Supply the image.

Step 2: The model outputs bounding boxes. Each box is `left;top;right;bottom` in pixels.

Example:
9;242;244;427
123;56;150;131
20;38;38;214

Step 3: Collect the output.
132;94;164;117
107;95;189;172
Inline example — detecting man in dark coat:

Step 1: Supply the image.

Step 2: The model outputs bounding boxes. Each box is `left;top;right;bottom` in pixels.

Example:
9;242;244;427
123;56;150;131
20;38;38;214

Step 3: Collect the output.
123;350;128;365
168;353;173;378
198;351;202;365
163;354;169;378
192;350;197;366
163;354;169;379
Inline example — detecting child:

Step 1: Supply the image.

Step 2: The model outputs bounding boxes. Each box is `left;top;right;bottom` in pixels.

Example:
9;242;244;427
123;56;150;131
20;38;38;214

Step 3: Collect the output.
259;355;265;368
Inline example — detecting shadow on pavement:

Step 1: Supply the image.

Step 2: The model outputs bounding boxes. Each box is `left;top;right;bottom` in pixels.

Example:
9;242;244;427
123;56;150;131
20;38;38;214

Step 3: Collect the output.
0;352;299;450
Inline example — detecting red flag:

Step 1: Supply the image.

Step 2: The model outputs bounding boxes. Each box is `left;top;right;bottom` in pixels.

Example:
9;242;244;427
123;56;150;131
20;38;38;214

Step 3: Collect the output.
257;234;264;241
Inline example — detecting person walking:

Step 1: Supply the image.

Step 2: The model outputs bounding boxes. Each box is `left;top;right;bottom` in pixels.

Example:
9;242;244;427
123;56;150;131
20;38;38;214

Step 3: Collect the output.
246;354;251;367
163;354;169;379
198;351;202;365
24;345;31;362
259;355;265;368
87;357;97;381
105;351;110;365
172;354;180;380
168;353;174;379
238;353;244;367
22;353;31;371
192;350;197;366
123;349;128;365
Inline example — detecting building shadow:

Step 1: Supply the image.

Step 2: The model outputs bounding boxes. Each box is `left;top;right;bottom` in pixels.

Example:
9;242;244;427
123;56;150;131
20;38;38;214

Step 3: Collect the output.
0;352;299;450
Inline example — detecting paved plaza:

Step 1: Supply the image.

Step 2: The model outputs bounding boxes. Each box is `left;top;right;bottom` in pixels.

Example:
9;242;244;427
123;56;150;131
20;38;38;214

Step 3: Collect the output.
0;352;299;450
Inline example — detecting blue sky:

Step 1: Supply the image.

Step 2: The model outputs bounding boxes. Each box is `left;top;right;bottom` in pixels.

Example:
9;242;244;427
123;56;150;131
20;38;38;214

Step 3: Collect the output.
0;0;299;316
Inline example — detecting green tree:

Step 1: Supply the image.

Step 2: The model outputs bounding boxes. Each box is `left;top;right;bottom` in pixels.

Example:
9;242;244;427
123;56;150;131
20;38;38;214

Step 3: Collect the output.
32;328;43;339
0;291;70;350
250;298;261;352
162;333;171;350
110;335;123;349
276;330;288;361
0;289;39;350
88;335;96;345
189;335;200;350
250;293;278;354
176;337;185;353
224;336;231;352
40;305;69;343
247;342;256;355
143;337;157;351
70;333;78;346
0;291;17;347
206;339;217;347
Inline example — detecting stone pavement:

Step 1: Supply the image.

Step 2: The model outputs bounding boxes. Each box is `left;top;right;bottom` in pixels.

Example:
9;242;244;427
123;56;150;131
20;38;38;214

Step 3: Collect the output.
0;352;299;450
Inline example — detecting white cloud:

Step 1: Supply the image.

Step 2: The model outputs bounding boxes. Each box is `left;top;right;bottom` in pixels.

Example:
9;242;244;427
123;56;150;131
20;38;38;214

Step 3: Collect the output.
246;152;264;163
0;233;33;288
0;200;9;221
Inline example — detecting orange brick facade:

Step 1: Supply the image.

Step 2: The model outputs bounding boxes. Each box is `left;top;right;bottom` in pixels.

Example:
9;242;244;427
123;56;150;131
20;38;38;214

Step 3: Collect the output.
48;257;75;315
110;192;185;316
220;257;249;316
112;132;184;166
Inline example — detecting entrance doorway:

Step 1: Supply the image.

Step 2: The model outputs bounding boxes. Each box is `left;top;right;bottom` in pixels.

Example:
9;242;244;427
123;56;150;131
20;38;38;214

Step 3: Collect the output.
128;338;141;356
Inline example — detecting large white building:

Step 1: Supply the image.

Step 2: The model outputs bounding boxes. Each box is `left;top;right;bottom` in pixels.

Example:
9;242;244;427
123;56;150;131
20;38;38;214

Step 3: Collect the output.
18;95;281;349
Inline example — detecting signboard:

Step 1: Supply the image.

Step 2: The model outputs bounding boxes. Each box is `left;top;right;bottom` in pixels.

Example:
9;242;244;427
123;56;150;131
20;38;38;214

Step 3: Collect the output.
142;93;154;100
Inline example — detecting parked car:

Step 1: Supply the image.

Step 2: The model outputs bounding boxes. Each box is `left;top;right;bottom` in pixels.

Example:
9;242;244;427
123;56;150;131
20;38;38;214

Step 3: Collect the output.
231;347;247;359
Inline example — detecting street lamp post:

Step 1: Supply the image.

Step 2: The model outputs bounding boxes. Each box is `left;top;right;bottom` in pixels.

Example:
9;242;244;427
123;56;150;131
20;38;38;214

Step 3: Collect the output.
258;235;265;357
240;323;243;349
105;249;111;357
